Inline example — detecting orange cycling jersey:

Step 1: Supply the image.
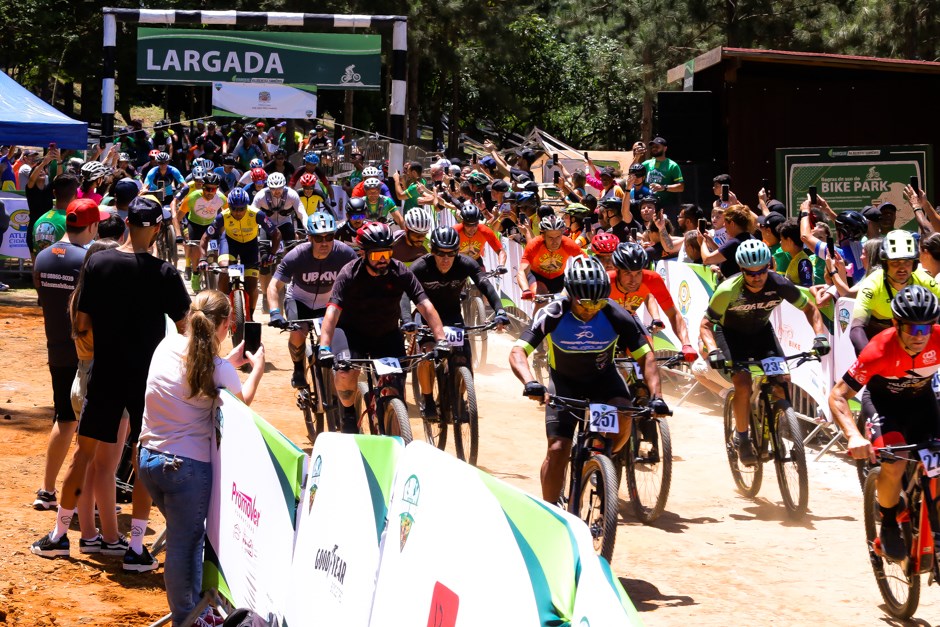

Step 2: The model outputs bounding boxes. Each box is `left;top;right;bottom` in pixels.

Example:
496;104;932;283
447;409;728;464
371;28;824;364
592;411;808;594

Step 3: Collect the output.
456;223;502;260
522;235;583;279
608;269;675;313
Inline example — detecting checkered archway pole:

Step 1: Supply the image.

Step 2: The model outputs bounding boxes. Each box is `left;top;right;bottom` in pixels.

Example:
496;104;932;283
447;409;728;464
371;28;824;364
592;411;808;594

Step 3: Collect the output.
101;8;408;172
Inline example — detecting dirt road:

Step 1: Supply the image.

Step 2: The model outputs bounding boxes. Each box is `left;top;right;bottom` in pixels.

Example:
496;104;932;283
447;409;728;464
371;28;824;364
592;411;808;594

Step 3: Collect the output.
0;288;935;626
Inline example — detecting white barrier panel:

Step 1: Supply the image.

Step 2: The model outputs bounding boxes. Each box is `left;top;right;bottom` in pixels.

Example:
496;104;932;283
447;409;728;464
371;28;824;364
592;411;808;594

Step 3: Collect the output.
655;261;719;352
0;194;29;260
771;297;831;421
205;391;305;621
833;297;857;381
284;434;404;627
483;238;534;318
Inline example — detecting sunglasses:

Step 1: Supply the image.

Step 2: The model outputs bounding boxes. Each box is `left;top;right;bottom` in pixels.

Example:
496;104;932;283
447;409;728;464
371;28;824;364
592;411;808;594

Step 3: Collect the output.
899;322;933;337
349;214;367;221
433;250;458;258
368;250;393;262
576;298;608;311
311;234;335;243
203;186;218;192
742;266;769;277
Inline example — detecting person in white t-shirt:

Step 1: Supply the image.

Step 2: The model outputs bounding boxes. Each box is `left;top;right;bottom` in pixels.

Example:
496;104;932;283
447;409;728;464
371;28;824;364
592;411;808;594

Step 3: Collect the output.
135;290;264;626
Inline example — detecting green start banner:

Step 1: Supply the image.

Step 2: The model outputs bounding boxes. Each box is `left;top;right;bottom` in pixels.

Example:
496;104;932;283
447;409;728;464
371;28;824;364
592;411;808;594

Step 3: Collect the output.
776;145;932;228
137;28;380;90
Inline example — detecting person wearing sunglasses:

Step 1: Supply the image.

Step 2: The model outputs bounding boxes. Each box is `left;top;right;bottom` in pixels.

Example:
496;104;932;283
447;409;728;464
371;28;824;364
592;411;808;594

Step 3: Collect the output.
267;212;358;388
177;171;227;293
830;285;940;560
392;207;434;266
517;214;583;304
317;222;450;433
700;240;830;466
335;198;368;252
510;256;667;503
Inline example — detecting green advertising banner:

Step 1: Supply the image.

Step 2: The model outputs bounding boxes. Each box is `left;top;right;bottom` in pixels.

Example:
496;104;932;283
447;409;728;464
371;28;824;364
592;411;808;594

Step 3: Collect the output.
137;28;380;90
777;145;932;229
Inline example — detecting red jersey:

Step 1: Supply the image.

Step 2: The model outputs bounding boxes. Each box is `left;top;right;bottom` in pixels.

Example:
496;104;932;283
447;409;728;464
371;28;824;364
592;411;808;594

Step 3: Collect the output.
608;269;674;313
845;326;940;400
456;223;502;260
522;236;584;279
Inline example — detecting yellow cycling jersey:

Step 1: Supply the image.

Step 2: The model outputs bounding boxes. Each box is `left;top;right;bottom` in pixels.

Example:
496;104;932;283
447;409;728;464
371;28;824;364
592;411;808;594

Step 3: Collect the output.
299;192;324;216
206;207;276;243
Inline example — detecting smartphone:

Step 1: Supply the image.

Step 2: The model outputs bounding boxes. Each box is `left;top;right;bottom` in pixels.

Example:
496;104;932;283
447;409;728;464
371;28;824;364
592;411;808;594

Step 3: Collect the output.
472;153;477;164
911;175;920;195
553;171;560;184
630;228;638;241
809;185;818;205
698;218;707;234
762;178;771;197
449;179;456;192
49;142;56;149
583;151;589;160
721;184;729;202
474;191;482;201
243;322;262;358
826;236;835;257
552;153;558;166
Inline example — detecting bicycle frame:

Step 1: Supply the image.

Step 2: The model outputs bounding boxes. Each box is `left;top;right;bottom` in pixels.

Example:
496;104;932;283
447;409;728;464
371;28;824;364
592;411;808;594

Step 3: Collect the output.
340;354;431;435
290;318;339;432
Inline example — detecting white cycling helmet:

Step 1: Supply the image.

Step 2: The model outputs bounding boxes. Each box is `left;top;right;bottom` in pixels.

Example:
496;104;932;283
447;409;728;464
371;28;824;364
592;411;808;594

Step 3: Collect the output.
267;172;286;189
881;230;918;261
404;207;433;234
80;161;108;181
362;166;380;178
363;177;382;190
735;239;772;268
191;165;207;180
249;158;264;169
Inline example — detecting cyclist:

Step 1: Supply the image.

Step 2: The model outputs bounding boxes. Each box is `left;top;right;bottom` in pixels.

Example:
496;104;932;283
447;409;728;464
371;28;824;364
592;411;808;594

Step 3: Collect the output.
509;256;669;502
350;166;392;198
590;232;619;270
317;222;450;433
289;151;323;189
517;214;584;300
297;172;328;217
237;158;265;186
363;177;404;228
212;155;240;192
701;240;830;465
454;205;507;268
243;167;267;200
404;226;510;417
142;152;184;204
177;171;227;293
267;212;358;388
561;203;592;248
251;172;304;243
609;242;697;363
830;286;940;560
199;188;280;317
335;198;367;250
392;208;432;265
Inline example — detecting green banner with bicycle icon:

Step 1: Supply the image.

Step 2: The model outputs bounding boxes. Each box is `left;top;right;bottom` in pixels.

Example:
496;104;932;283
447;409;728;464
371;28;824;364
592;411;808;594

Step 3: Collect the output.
137;28;381;90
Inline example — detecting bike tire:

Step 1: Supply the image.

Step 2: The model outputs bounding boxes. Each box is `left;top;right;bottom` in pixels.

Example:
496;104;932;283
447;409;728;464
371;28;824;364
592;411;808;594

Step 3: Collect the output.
578;455;619;563
319;365;342;435
863;467;920;619
299;387;318;446
723;391;762;497
772;400;809;518
452;367;479;466
384;397;413;444
626;416;672;524
165;224;178;267
232;290;246;348
856;410;873;491
413;365;447;449
469;297;487;370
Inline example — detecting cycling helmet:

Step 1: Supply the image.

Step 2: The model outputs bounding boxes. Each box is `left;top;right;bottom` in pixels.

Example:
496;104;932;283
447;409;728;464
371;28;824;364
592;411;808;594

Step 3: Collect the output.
148;149;160;159
303;152;320;165
249;158;264;169
227;188;251;208
460;205;483;225
192;157;214;171
517;191;538;207
267;172;286;189
564;256;611;301
880;229;918;261
591;232;620;255
346;197;367;216
600;197;622;210
612;242;648;271
362;166;380;178
363;177;382;190
80;161;108;181
404;208;433;234
299;173;318;188
539;214;565;232
735;239;772;268
155;151;171;164
118;152;130;162
191;166;207;181
202;172;221;187
637;195;658;207
564;203;592;218
306;211;337;235
628;163;647;176
250;167;267;183
357;222;395;250
222;155;238;166
891;285;940;324
430;226;460;252
835;210;867;239
467;171;489;186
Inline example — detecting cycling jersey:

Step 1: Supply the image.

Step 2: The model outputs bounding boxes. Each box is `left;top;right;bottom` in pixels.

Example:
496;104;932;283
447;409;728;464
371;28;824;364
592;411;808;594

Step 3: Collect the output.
456;223;503;261
180;189;227;226
521;235;584;280
252;188;304;227
608;269;674;313
391;230;429;266
407;253;501;324
852;267;940;331
143;165;185;199
335;222;360;249
273;241;358;311
329;258;428;338
844;326;940;402
299;191;325;217
212;166;240;192
517;297;651;381
705;271;807;334
351;179;392;198
173;180;199;203
364;195;399;221
206;207;277;244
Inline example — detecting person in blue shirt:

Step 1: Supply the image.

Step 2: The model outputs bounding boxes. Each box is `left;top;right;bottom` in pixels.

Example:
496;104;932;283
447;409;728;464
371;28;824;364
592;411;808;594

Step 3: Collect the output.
142;152;185;203
212;156;241;193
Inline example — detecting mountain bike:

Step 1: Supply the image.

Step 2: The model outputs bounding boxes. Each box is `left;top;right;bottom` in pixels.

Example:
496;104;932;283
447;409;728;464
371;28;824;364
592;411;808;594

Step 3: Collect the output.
722;351;819;519
258;235;305;314
191;239;219;292
547;395;651;563
863;440;940;619
156;206;178;268
460;266;507;370
211;256;248;347
286;318;342;446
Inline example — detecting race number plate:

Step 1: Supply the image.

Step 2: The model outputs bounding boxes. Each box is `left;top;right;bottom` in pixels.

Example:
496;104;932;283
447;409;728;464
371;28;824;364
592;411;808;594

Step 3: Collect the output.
313;317;323;336
373;357;403;375
918;449;940;478
208;239;219;252
760;357;788;376
228;264;245;279
443;326;465;347
588;403;619;434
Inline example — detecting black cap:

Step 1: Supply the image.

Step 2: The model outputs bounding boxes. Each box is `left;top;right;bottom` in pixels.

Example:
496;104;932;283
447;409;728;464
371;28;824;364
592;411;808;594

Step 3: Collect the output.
758;213;786;229
650;137;667;146
600;166;616;178
490;179;509;192
862;205;881;220
879;202;898;213
517;149;536;164
766;199;786;215
113;179;139;205
127;196;163;227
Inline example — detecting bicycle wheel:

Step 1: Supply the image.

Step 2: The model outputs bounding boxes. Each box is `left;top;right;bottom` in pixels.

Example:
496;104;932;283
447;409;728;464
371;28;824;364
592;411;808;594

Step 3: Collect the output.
319;365;342;434
298;387;318;445
384;397;414;444
723;391;762;497
231;289;246;348
414;365;446;449
626;416;672;524
578;455;619;563
863;467;920;619
856;410;873;490
165;224;178;268
469;297;487;370
772;400;809;518
452;367;479;466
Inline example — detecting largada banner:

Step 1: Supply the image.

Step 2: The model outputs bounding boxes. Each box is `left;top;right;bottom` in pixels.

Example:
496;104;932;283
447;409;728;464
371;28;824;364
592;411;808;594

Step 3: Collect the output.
777;145;932;229
137;28;380;90
211;82;317;120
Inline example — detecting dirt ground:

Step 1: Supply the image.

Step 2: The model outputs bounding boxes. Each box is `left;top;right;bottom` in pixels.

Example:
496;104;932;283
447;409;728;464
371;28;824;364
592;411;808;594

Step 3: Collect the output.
0;283;937;626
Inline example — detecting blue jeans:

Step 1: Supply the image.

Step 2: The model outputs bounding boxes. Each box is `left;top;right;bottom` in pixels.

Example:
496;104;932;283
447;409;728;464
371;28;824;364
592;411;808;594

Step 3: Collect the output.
138;447;212;627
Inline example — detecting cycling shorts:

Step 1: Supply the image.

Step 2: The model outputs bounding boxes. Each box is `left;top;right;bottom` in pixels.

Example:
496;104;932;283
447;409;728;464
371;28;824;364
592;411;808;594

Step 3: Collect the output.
527;271;565;295
188;222;209;243
275;221;296;242
546;368;630;440
285;298;326;335
713;323;783;374
870;394;940;454
219;238;260;276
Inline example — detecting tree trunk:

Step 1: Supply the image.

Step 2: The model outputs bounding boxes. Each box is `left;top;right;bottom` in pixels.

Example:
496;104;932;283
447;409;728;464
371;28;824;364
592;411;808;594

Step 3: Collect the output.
62;82;75;118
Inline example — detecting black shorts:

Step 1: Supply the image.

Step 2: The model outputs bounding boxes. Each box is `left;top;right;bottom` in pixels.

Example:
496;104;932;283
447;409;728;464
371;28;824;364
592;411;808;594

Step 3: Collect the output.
870;393;940;452
219;238;260;274
546;369;630;440
285;298;325;332
713;323;783;374
275;221;296;242
528;271;565;294
337;329;406;361
188;221;210;242
78;367;146;444
50;364;78;423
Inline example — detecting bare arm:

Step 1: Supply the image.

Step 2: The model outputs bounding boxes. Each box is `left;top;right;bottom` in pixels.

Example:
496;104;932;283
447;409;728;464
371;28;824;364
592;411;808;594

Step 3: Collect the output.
266;277;285;311
517;259;531;291
233;345;265;406
699;317;717;353
906;184;940;235
801;299;827;337
509;345;536;385
640;349;663;398
414;298;445;341
664;306;691;346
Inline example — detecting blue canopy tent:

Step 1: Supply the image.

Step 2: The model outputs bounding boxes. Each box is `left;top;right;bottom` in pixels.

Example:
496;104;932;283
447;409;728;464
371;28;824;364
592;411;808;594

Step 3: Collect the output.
0;70;88;149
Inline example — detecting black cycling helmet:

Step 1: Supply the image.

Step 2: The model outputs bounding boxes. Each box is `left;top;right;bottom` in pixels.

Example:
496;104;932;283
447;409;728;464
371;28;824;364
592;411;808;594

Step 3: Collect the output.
346;197;367;216
600;197;622;210
430;226;460;252
564;256;611;301
459;205;482;225
611;242;648;271
835;210;867;239
357;222;395;250
891;285;940;324
202;172;221;186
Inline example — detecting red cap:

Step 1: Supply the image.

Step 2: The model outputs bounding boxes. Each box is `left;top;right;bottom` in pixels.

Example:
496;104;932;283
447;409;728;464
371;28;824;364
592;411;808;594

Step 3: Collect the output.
66;199;110;227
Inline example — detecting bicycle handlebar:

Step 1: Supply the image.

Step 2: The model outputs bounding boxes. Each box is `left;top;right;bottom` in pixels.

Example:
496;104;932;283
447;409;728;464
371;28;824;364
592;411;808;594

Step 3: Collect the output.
732;351;820;370
873;440;940;463
546;395;651;417
337;353;438;373
614;353;684;368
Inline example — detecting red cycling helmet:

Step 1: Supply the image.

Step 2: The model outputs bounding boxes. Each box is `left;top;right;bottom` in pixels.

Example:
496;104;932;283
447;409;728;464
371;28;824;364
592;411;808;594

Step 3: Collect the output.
591;231;619;255
250;167;267;182
299;172;318;188
148;149;160;159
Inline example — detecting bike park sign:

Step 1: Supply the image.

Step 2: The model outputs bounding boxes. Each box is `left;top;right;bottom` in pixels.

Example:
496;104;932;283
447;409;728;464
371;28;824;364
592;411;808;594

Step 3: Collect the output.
137;28;380;90
776;144;932;229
